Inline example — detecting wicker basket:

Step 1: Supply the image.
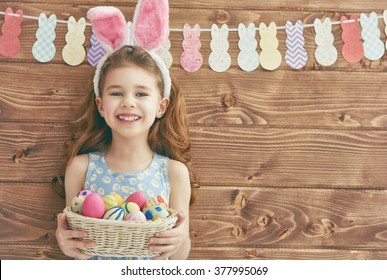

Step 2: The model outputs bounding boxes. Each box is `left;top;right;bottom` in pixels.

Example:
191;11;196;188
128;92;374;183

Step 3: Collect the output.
63;207;178;258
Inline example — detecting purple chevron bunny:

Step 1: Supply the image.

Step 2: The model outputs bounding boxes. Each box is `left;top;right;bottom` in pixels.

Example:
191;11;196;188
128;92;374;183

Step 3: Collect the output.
285;20;308;69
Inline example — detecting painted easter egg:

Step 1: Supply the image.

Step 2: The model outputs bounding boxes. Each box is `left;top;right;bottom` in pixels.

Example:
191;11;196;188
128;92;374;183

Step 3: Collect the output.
125;211;147;222
121;202;140;216
111;193;123;205
103;206;125;220
145;195;168;209
103;193;123;211
71;196;86;214
125;192;147;210
82;193;105;219
143;205;170;221
77;189;93;198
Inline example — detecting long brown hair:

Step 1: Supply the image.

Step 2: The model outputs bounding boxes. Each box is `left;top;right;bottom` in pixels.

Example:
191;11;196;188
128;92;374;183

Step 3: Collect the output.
52;46;198;205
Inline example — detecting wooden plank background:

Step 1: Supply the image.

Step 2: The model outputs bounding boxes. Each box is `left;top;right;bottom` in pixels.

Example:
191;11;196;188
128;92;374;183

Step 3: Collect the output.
0;0;386;259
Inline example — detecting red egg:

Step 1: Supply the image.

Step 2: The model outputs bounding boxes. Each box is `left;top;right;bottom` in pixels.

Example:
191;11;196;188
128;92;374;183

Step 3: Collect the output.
125;192;147;210
82;193;105;218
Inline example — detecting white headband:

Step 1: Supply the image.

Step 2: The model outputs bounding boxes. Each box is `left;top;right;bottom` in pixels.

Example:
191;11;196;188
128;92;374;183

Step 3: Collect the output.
93;48;171;98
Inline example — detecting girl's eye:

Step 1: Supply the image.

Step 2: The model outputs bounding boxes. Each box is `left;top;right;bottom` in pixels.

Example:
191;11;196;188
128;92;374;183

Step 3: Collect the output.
111;92;123;96
137;92;148;97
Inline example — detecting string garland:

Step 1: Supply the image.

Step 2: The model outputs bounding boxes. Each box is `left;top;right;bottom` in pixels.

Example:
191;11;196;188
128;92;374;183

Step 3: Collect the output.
0;8;386;71
0;10;384;31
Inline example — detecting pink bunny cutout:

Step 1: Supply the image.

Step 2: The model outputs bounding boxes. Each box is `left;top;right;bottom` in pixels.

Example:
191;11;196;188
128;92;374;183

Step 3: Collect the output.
0;7;23;57
341;15;363;63
87;0;171;98
180;23;203;72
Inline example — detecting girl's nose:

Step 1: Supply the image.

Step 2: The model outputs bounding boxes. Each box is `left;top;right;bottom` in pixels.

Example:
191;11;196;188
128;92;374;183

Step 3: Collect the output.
121;94;136;107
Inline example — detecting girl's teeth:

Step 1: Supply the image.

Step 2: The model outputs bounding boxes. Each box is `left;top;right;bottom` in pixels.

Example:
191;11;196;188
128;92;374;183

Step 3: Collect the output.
119;115;139;121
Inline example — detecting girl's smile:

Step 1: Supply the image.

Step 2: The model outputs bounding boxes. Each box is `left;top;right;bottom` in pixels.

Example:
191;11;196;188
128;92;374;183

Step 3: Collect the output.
95;65;169;136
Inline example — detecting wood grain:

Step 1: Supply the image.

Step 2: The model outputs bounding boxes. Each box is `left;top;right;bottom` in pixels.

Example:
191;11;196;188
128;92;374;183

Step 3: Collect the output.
1;123;386;187
188;247;387;260
1;65;386;128
1;183;387;259
189;187;387;248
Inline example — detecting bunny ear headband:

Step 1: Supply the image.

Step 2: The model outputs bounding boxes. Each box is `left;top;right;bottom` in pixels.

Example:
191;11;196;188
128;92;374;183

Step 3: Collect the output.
87;0;171;98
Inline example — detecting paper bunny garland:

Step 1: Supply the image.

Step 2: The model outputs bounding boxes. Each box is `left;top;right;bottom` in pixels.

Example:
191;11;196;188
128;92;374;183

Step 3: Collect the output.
87;0;171;98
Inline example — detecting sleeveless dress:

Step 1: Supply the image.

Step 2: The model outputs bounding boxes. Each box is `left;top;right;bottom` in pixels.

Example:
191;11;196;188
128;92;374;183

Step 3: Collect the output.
82;151;170;260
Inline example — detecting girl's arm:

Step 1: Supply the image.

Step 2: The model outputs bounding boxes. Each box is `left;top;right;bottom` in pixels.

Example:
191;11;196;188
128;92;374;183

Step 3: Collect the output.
148;159;191;260
56;154;94;259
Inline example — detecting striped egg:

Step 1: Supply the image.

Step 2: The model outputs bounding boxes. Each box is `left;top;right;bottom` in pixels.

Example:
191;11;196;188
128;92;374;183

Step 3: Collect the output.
145;195;168;209
125;211;147;222
111;193;123;205
121;202;140;215
103;194;122;211
103;206;125;220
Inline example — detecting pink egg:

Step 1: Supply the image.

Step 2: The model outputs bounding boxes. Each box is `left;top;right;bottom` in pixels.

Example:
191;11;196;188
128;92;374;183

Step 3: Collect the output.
77;189;93;198
125;192;147;210
82;193;105;219
125;211;147;222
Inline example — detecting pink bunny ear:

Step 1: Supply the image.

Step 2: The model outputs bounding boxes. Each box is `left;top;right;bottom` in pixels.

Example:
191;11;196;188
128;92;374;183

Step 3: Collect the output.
87;6;127;52
132;0;169;51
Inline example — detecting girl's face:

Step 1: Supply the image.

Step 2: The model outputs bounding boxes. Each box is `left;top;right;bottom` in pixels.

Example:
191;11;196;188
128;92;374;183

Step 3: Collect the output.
96;65;169;139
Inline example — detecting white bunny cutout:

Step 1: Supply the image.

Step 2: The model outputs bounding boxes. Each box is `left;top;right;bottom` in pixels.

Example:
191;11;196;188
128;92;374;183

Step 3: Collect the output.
209;24;231;72
237;23;259;71
314;18;337;66
87;0;171;98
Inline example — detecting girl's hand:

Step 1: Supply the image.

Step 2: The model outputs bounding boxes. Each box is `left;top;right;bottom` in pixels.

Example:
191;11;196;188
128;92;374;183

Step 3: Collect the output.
56;213;94;259
148;212;187;260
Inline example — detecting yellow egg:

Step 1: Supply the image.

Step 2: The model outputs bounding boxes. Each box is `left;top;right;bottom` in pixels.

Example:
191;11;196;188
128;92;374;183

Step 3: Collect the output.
102;194;122;211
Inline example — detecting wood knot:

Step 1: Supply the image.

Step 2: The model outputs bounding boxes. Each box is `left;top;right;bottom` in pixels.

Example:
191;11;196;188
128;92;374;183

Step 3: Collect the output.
234;192;248;210
12;148;28;162
231;226;244;238
214;10;230;24
192;231;200;238
309;219;336;237
276;228;289;239
39;233;54;241
256;215;271;227
221;93;238;108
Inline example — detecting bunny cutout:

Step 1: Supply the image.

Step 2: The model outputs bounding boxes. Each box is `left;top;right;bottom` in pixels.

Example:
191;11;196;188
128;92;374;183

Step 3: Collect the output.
209;24;231;72
0;7;23;58
314;18;337;66
62;16;86;66
87;0;171;98
360;12;385;60
180;23;203;72
32;13;57;63
259;22;282;70
341;15;364;63
87;32;106;67
237;23;259;71
285;20;308;69
156;28;173;69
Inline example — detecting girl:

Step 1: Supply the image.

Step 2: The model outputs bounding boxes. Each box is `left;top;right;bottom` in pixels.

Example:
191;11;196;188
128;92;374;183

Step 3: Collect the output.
54;45;197;260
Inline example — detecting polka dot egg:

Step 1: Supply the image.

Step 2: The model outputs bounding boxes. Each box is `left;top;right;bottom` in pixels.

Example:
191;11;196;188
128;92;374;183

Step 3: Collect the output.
71;196;86;214
143;205;170;221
